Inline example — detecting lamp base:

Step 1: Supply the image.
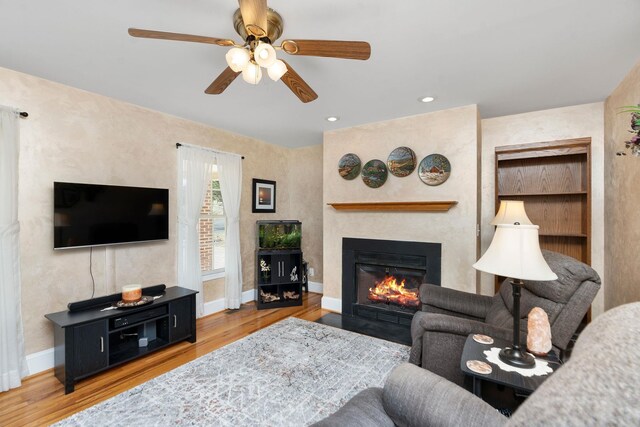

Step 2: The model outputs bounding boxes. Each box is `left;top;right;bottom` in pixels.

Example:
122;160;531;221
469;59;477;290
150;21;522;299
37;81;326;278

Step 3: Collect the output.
499;346;535;368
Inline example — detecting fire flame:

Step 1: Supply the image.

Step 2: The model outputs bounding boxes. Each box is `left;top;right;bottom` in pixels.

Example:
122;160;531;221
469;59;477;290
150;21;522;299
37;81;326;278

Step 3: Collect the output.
368;275;420;308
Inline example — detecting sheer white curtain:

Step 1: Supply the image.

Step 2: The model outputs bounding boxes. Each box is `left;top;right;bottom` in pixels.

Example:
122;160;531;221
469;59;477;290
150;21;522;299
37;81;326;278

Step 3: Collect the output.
0;106;28;391
216;153;243;309
177;146;216;317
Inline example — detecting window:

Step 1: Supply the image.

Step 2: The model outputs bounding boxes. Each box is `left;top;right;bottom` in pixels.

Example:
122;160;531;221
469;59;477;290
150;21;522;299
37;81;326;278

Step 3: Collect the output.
199;167;225;278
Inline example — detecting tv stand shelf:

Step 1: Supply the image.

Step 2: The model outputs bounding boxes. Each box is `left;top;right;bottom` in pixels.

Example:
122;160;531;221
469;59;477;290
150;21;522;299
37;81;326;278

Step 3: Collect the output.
45;286;197;394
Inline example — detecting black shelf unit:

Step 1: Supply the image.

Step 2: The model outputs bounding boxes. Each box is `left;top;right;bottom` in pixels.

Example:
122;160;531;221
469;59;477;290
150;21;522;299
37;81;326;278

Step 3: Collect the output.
45;286;197;393
256;220;303;310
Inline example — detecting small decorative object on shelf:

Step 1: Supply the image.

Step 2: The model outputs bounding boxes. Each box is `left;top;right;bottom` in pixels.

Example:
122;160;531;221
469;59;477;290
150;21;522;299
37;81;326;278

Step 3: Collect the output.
260;258;271;281
527;307;552;356
283;291;300;300
260;289;280;303
121;284;142;303
620;104;640;156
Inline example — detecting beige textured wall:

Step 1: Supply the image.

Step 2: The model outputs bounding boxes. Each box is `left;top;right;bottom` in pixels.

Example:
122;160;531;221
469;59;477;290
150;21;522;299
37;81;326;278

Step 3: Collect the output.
322;106;480;304
0;66;307;354
480;103;605;317
604;60;640;309
289;145;324;283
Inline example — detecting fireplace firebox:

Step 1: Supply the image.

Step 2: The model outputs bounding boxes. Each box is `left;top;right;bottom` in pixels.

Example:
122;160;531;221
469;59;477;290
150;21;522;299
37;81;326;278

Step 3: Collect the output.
343;238;441;328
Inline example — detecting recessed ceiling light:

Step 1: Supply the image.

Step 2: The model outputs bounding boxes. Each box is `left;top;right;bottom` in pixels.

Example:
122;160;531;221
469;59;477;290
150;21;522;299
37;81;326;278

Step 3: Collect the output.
419;96;435;103
326;116;340;122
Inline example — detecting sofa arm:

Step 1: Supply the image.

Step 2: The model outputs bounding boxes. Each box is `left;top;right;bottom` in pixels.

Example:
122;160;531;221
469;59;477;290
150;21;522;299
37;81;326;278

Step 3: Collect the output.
413;312;514;342
420;284;493;320
382;364;506;427
410;312;519;384
311;388;394;427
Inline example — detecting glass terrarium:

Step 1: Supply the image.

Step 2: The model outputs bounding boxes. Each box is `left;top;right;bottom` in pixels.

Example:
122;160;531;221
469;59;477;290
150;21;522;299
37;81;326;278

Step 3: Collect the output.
257;220;301;249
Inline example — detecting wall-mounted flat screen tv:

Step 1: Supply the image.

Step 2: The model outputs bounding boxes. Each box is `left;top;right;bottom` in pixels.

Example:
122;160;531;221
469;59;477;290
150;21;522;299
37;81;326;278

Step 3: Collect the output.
54;182;169;249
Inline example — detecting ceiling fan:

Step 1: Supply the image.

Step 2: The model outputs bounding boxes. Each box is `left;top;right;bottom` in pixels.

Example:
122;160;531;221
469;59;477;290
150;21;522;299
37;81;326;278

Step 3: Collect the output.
128;0;371;103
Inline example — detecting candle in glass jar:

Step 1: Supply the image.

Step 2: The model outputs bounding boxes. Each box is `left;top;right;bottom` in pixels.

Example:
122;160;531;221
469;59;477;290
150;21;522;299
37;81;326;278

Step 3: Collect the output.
122;284;142;302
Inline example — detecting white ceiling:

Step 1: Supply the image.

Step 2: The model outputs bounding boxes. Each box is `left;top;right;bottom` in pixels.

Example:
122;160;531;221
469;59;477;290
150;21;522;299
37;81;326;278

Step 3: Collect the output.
1;1;639;148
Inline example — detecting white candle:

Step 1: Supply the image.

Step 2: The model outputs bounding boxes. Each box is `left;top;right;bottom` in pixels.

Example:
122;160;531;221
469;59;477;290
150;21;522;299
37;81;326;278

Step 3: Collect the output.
122;284;142;302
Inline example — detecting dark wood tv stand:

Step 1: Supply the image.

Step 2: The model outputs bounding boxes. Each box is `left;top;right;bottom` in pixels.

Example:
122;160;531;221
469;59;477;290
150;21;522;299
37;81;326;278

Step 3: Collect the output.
45;286;197;394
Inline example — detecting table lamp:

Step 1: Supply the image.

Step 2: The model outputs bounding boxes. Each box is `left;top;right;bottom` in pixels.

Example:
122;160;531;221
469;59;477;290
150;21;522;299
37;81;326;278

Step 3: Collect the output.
473;202;557;368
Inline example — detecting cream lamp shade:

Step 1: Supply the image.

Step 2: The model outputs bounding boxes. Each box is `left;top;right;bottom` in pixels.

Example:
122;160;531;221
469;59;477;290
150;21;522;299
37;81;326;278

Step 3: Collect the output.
267;60;287;81
225;47;250;73
473;224;557;281
242;62;262;84
491;200;533;225
254;42;277;68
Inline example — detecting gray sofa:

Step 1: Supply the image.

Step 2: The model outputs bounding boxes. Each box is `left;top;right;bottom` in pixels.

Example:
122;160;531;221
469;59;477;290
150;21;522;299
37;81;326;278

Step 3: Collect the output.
313;302;640;426
410;250;601;386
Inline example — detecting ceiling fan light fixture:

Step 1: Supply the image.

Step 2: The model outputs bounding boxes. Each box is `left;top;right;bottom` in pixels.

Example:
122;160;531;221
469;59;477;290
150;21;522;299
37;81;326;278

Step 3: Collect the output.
226;47;250;72
242;62;262;85
267;60;287;81
254;42;277;68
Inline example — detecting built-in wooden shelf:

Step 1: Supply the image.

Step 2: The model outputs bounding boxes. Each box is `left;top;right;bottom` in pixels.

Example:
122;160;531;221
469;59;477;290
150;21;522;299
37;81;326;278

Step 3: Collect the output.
539;232;588;238
499;191;587;197
327;201;458;212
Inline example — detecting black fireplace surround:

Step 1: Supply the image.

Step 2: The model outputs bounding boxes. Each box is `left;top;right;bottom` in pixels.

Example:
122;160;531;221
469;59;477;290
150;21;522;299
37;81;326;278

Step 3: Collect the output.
342;238;442;327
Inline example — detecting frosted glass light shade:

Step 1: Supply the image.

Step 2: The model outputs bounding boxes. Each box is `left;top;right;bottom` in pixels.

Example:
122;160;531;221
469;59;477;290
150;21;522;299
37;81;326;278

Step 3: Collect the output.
225;47;250;72
242;62;262;84
473;224;557;281
491;200;533;225
254;42;277;67
267;60;287;81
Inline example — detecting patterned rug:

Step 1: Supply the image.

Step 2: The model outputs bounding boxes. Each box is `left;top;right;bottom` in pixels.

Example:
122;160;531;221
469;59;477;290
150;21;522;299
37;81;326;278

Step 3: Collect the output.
55;317;409;427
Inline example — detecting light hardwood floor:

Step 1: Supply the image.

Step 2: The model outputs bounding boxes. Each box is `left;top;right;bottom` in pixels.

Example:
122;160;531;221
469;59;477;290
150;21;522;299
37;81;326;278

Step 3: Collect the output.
0;292;328;427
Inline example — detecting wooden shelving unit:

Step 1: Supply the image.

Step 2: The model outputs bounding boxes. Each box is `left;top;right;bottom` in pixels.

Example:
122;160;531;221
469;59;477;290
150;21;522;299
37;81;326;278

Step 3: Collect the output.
495;138;592;295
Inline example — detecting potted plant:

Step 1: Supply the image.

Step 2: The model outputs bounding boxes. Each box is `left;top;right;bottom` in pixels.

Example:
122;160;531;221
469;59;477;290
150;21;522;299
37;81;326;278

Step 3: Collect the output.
620;105;640;156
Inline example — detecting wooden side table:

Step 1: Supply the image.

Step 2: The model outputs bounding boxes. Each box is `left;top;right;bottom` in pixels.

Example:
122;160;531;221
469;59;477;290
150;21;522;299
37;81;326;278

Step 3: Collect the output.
460;333;560;398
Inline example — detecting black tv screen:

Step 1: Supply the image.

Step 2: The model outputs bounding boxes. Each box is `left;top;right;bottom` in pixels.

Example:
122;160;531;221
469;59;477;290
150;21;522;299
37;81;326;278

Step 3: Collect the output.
54;182;169;249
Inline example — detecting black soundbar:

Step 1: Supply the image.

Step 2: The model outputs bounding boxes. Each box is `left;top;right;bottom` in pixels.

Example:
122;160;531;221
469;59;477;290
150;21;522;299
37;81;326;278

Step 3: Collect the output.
67;284;167;312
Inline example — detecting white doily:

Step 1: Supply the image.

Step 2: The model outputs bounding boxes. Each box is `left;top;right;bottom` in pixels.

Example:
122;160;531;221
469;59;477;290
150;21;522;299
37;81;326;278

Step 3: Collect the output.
483;347;553;377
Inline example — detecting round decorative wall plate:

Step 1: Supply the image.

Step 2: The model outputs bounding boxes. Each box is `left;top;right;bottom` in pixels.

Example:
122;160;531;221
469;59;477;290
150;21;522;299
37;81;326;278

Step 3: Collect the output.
387;146;417;177
418;154;451;186
361;159;388;188
338;153;362;180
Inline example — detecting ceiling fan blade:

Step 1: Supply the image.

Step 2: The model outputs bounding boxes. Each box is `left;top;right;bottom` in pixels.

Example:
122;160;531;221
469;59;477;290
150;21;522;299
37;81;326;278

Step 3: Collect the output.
281;40;371;60
280;60;318;103
238;0;268;38
128;28;235;47
205;67;241;94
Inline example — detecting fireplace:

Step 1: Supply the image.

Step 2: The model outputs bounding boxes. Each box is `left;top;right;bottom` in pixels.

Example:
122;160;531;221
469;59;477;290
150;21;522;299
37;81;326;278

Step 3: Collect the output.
343;238;441;328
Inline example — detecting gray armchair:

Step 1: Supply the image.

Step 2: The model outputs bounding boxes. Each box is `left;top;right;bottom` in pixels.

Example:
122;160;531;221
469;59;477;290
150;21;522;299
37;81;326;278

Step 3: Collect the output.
313;302;640;426
410;250;601;386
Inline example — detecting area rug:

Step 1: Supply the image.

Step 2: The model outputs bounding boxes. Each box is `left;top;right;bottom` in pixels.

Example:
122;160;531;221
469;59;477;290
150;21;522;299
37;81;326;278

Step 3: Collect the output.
55;317;409;427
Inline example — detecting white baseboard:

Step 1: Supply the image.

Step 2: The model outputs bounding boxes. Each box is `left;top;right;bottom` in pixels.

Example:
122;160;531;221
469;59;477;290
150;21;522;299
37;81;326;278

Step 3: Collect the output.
203;289;255;317
26;347;55;376
321;296;342;313
308;281;323;293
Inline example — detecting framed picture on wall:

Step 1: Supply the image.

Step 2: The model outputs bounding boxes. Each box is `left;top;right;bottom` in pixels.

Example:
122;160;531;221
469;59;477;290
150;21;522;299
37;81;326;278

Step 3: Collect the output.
252;179;276;213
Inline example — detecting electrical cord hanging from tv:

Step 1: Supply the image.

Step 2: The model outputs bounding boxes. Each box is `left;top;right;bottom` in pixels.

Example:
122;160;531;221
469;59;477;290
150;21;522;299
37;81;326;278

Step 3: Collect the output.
89;247;96;299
